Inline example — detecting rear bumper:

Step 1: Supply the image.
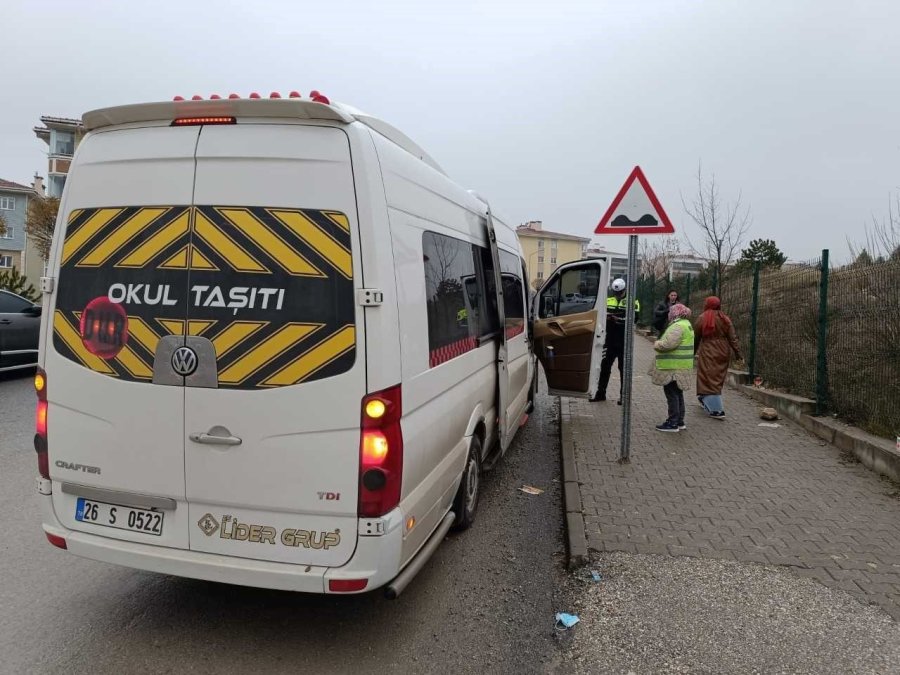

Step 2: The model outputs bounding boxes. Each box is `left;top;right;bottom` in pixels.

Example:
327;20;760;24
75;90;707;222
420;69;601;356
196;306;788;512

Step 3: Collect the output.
39;493;404;594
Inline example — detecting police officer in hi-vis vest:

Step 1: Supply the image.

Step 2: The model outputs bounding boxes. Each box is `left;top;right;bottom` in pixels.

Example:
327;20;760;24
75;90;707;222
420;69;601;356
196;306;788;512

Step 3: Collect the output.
591;278;640;404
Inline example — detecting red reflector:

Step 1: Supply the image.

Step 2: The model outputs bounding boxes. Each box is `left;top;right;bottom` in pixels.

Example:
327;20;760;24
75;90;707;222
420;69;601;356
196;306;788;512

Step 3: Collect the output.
228;93;240;99
46;532;67;550
328;579;368;593
191;95;203;101
173;95;184;101
249;92;261;99
36;400;48;437
171;117;236;126
289;90;302;98
269;91;281;98
210;94;221;100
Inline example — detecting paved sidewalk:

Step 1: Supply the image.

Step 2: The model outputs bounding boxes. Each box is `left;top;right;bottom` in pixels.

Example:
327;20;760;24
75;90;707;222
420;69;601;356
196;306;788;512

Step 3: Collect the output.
564;336;900;620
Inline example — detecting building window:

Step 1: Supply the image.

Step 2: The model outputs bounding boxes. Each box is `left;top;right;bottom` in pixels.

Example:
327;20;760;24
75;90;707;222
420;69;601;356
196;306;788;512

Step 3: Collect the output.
54;131;75;156
0;227;13;240
0;255;12;268
0;197;15;210
537;256;544;263
550;257;557;264
48;175;67;198
551;239;558;249
537;239;545;249
536;270;543;280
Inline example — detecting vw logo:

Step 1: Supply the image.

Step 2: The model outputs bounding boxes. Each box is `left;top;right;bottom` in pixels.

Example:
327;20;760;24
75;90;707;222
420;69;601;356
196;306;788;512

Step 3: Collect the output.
171;346;198;376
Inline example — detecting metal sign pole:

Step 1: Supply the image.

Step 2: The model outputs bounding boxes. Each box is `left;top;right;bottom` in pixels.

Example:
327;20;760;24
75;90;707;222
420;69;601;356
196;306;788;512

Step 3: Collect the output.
618;234;639;463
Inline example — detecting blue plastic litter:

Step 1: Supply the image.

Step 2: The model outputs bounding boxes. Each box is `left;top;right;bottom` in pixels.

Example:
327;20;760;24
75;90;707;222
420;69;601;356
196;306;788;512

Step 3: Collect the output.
590;570;602;582
555;612;580;629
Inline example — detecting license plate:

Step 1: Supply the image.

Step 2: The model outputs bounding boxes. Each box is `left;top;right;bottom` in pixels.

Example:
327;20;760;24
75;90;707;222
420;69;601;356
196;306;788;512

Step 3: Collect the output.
75;497;164;536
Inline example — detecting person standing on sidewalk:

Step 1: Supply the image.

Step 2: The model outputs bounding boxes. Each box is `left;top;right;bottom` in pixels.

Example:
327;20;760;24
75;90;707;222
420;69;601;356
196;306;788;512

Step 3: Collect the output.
591;278;640;404
694;296;743;419
652;289;679;336
650;303;695;432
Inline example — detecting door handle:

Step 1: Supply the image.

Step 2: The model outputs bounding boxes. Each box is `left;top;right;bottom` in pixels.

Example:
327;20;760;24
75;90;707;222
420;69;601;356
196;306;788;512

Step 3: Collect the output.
547;321;566;336
0;319;11;325
189;426;242;446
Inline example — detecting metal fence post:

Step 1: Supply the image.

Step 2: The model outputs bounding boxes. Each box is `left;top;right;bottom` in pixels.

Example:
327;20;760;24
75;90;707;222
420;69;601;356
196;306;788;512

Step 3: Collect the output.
748;261;760;379
816;249;830;415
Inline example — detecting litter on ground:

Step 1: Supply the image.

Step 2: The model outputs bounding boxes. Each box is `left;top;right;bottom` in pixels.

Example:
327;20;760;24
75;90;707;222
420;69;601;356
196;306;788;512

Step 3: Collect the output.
518;485;544;495
758;422;781;428
555;612;580;630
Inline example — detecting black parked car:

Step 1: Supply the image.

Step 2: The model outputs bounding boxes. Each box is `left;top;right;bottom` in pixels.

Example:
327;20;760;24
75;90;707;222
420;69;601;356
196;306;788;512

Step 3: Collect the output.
0;289;41;373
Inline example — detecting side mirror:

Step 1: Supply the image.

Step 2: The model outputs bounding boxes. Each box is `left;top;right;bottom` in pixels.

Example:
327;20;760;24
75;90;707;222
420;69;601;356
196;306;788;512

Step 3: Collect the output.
22;305;42;317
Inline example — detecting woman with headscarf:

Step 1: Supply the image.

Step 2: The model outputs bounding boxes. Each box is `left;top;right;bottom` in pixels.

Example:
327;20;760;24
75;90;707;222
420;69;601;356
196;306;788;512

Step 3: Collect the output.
650;303;695;432
694;296;743;419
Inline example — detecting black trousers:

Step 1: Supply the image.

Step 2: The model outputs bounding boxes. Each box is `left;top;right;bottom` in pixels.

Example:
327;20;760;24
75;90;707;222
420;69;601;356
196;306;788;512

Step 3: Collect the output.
597;341;624;398
664;381;685;425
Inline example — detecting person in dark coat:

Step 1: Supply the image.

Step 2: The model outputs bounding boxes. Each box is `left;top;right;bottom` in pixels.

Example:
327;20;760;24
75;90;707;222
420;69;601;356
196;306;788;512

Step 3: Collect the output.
694;296;743;419
653;289;679;336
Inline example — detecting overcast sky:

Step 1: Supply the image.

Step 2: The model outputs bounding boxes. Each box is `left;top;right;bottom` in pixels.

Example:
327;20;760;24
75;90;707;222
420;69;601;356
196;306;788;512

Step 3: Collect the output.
4;0;898;262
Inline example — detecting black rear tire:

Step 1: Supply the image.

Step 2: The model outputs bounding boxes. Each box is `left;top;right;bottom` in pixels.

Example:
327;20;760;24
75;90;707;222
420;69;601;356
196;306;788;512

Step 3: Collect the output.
451;435;482;531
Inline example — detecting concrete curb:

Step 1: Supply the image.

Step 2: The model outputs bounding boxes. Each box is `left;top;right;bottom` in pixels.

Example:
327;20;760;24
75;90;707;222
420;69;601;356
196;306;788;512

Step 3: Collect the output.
559;397;588;569
727;369;900;484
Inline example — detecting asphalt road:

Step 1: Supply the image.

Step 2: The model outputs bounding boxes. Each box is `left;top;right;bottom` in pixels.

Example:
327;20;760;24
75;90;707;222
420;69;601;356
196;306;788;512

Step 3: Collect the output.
0;370;569;674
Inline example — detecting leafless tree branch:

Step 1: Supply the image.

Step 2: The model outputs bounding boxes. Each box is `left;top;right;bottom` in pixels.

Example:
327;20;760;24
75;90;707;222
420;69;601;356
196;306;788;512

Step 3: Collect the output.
680;162;752;289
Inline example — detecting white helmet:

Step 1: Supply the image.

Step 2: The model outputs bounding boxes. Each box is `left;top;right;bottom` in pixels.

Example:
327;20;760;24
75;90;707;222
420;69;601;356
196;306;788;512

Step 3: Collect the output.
611;278;626;292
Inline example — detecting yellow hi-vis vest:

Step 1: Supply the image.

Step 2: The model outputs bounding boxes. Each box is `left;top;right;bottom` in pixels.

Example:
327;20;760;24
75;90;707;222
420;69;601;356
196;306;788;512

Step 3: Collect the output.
656;319;695;370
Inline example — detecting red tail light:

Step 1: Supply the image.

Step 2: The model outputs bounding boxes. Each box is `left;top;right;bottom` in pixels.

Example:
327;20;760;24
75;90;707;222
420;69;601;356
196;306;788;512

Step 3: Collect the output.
36;401;48;436
34;368;49;479
359;385;402;517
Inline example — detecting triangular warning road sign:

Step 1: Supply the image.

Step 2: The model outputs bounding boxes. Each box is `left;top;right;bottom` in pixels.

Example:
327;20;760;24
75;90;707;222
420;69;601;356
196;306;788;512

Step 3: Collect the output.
595;166;675;235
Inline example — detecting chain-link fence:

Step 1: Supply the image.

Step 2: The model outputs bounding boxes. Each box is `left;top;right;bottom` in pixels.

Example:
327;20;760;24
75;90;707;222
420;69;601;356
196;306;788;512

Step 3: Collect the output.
684;253;900;440
826;257;900;439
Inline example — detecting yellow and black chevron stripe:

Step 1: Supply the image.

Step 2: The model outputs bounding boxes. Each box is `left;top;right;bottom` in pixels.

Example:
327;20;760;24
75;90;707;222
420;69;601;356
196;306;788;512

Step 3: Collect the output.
60;205;352;277
53;205;356;390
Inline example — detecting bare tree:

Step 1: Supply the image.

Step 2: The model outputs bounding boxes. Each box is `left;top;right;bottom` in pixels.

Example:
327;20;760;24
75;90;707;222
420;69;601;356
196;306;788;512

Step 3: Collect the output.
639;236;681;279
25;196;60;261
681;163;751;290
848;192;900;261
0;211;7;238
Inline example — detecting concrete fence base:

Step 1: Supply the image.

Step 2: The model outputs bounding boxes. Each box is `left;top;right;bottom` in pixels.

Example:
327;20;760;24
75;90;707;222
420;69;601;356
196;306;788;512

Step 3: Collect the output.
727;369;900;484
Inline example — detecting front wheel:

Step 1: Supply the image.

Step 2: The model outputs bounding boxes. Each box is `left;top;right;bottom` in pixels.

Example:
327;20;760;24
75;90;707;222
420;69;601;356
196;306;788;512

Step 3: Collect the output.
451;435;482;531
